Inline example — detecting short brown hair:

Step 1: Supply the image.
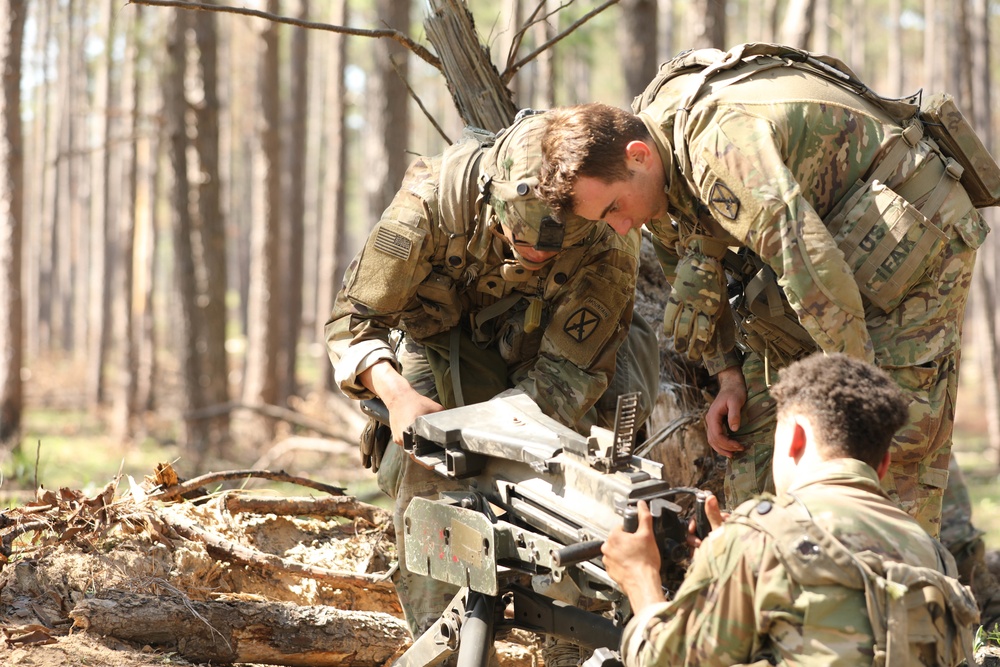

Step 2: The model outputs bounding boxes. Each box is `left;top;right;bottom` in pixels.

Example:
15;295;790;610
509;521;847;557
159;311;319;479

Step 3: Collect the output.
537;103;650;219
769;353;910;469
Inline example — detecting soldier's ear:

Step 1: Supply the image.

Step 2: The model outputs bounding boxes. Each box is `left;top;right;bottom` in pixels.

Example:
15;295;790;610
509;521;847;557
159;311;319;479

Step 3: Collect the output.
874;451;891;480
625;140;652;165
787;418;807;462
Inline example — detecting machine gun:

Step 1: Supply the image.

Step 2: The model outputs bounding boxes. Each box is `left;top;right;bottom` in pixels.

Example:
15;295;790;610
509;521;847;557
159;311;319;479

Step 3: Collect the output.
363;392;710;667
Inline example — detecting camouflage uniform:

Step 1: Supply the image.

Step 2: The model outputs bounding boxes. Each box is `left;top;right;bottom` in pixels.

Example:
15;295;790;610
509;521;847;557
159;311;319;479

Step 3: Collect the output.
620;458;973;666
325;114;660;638
634;44;989;536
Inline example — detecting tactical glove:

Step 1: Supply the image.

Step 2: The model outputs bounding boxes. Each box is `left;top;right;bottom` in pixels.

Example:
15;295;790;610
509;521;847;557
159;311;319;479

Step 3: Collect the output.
359;416;392;472
662;249;728;361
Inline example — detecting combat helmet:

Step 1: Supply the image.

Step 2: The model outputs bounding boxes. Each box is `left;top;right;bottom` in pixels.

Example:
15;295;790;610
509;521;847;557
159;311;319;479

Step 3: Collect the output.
481;110;597;262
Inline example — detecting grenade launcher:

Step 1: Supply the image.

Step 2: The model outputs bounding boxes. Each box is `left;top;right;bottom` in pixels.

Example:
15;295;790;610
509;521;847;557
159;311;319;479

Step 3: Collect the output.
363;392;710;667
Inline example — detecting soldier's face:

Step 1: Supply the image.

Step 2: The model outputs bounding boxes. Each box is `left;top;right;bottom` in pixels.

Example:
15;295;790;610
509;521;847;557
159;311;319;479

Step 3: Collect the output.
571;142;668;235
498;223;560;269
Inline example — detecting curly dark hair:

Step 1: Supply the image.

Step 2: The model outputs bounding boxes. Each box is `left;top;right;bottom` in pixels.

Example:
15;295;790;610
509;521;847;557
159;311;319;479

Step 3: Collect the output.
769;353;910;469
537;103;650;220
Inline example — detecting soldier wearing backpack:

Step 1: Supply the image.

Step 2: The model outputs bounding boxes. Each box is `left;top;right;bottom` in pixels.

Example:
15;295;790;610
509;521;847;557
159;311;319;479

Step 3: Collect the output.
536;43;995;541
325;111;660;654
602;352;978;666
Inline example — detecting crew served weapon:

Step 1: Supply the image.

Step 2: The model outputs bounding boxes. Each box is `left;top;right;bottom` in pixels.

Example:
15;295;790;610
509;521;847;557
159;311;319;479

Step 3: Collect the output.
363;392;709;667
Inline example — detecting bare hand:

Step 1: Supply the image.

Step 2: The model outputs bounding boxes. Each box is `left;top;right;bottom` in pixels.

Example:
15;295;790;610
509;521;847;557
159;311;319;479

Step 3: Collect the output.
602;501;666;613
384;391;444;445
706;366;747;457
686;492;728;549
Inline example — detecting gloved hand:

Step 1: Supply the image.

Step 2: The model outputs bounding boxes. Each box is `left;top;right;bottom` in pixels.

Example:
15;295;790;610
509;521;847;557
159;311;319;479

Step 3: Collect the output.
662;249;727;361
359;416;392;472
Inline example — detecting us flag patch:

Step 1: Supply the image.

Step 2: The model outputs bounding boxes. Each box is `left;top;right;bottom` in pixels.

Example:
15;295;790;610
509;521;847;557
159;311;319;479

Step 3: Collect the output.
374;226;412;260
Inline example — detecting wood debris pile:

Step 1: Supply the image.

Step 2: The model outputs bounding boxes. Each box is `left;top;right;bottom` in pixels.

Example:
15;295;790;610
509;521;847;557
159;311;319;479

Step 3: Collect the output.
0;463;417;666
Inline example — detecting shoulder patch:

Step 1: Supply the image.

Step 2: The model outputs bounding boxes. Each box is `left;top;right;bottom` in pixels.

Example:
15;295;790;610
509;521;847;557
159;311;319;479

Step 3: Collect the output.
563;307;601;342
709;181;740;220
373;225;414;260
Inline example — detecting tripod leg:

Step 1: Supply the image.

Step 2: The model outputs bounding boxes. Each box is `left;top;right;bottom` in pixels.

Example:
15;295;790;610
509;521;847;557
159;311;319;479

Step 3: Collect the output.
456;591;497;667
392;588;470;667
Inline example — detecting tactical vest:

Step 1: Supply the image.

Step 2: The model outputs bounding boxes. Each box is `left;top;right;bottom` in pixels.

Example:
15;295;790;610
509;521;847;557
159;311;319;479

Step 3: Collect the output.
633;43;997;365
730;493;978;667
419;127;601;404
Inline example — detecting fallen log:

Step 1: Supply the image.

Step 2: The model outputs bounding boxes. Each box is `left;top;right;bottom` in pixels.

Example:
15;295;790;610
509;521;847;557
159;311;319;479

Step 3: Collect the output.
157;508;400;613
69;590;408;666
222;492;392;531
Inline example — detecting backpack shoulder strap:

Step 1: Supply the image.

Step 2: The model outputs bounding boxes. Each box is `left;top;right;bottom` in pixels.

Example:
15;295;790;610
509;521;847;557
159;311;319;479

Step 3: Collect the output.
438;127;495;279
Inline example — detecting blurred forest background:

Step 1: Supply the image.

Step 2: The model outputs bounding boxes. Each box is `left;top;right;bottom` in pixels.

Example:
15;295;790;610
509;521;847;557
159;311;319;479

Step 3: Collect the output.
0;0;998;536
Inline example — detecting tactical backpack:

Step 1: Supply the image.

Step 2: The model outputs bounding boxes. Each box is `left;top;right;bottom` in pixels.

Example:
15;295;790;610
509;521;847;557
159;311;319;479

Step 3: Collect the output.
634;43;998;364
632;42;1000;209
730;494;979;667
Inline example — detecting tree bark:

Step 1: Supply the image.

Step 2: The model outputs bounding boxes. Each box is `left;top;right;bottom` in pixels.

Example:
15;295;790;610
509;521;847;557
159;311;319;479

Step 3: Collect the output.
243;1;284;442
281;0;308;403
70;590;409;667
364;0;411;226
191;1;232;454
86;0;118;407
166;8;210;451
779;0;815;49
424;0;515;132
619;0;658;105
314;0;348;393
0;0;27;448
689;0;726;50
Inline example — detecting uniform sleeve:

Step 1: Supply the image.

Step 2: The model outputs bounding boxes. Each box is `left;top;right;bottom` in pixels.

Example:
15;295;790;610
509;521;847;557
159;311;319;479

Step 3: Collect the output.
686;109;874;362
620;523;786;667
325;157;439;399
514;227;642;428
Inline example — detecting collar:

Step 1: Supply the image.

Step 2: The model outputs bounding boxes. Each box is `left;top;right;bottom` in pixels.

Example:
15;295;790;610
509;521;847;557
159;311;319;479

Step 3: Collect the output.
785;458;887;498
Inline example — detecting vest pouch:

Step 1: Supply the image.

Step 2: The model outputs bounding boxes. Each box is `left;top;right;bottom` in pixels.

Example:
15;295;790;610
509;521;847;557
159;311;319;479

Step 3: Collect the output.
920;93;1000;208
831;180;947;313
414;271;462;330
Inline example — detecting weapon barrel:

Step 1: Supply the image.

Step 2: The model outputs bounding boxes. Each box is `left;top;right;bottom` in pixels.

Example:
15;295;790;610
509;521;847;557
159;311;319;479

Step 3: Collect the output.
551;539;604;567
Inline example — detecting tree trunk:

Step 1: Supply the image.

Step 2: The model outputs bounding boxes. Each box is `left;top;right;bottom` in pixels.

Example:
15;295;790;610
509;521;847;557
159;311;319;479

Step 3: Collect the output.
70;590;409;667
86;0;117;407
424;0;515;132
365;0;411;227
886;0;903;96
969;0;1000;461
315;0;349;393
779;0;815;49
658;0;674;65
0;0;27;449
243;0;284;442
113;6;141;441
166;8;209;452
690;0;726;50
192;3;231;454
620;0;658;105
281;0;308;403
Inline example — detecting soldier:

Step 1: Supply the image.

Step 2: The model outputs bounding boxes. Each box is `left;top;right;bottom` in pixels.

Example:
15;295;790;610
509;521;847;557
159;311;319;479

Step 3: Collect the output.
601;353;978;666
536;44;992;542
325;111;660;657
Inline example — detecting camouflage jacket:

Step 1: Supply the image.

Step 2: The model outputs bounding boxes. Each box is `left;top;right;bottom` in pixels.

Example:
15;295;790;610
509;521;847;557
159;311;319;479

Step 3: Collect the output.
620;459;961;666
636;45;989;373
325;145;642;428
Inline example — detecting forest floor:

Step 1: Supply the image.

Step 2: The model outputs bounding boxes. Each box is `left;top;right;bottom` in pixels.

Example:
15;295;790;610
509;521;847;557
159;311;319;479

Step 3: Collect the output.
3;354;1000;666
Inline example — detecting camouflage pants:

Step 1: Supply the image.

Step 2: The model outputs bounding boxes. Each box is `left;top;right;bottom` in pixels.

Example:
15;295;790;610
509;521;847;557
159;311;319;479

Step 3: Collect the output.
378;313;660;638
724;351;960;538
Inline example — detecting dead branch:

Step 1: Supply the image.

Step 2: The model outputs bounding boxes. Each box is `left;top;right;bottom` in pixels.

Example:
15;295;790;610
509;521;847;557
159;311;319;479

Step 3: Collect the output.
158;508;400;612
503;0;621;83
251;436;356;470
70;590;409;666
128;0;441;69
185;401;346;440
222;492;391;530
151;469;346;502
